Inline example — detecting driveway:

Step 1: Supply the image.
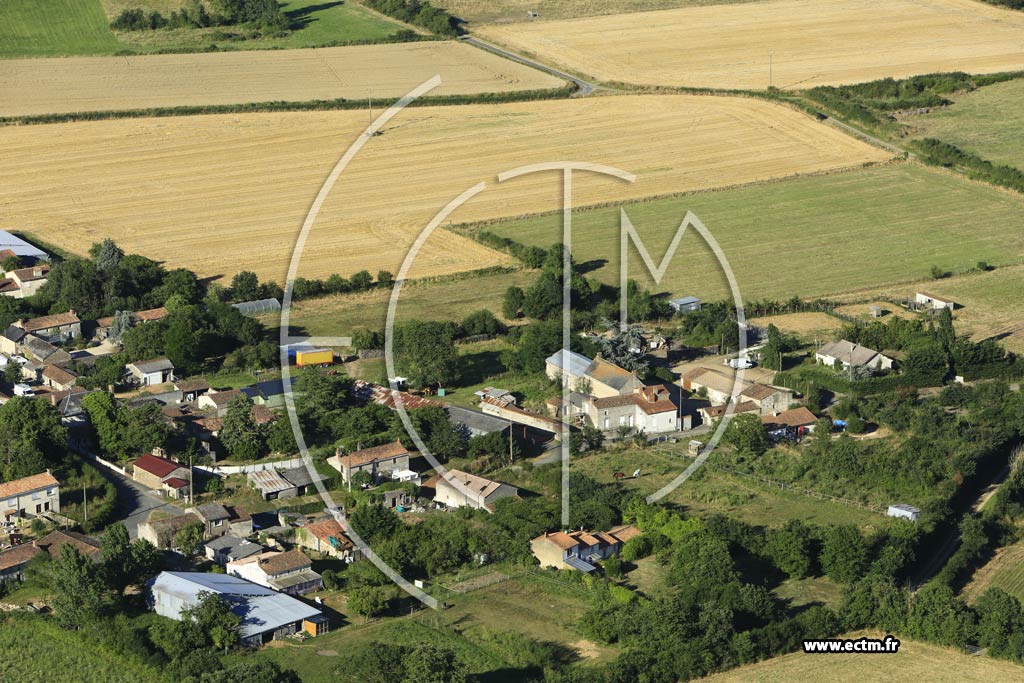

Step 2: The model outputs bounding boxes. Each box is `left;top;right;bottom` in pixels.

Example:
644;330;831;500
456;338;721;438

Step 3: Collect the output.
92;458;184;539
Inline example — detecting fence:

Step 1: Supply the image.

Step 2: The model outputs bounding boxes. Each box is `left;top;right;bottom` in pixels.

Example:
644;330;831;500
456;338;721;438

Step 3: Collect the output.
196;457;305;476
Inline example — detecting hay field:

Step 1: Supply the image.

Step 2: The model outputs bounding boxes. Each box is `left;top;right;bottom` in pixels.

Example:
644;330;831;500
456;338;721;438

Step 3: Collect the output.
696;631;1024;683
477;0;1024;90
0;94;885;284
911;78;1024;170
478;163;1024;311
832;264;1024;354
749;312;844;340
0;41;564;117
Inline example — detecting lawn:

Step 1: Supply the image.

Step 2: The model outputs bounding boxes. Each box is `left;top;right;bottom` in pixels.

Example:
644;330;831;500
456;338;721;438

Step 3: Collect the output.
468;163;1024;305
572;447;888;530
910;77;1024;171
251;572;614;681
696;630;1024;683
772;575;843;611
0;0;122;58
0;0;410;58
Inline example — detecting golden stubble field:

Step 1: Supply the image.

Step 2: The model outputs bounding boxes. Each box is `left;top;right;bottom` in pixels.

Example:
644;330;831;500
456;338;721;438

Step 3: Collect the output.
477;0;1024;90
0;41;564;117
0;94;888;284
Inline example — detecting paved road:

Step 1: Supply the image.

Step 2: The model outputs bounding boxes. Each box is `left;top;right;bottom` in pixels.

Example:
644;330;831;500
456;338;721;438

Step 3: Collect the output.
461;36;598;97
90;457;184;539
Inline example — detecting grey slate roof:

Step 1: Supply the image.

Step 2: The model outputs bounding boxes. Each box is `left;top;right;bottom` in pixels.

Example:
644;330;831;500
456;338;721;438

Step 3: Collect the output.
150;571;321;639
130;357;175;373
205;535;262;561
445;405;511;436
279;466;326;489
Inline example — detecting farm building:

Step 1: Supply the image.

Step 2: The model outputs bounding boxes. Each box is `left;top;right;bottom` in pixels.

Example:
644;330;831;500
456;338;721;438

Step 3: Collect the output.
445;404;511;438
126;357;175;386
0;471;60;523
138;512;203;550
698;401;760;424
198;389;244;416
760;407;819;439
531;524;640;572
668;296;702;314
148;571;326;646
41;364;77;391
232;298;280;316
815;340;893;372
683;367;750;405
0;231;47;261
474;387;516;406
241;379;287;409
584;355;643;398
915;291;956;310
186;503;251;539
434;469;518;512
887;503;921;522
327;440;411;484
175;377;211;402
247;467;325;501
226;549;322;596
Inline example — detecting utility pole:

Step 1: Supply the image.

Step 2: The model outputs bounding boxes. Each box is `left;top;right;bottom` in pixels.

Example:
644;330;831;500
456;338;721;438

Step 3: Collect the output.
509;420;514;465
769;51;773;89
83;483;87;523
189;452;194;506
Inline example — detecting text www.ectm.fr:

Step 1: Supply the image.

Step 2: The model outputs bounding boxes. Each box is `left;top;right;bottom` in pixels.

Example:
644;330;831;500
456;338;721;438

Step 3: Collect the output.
803;636;901;654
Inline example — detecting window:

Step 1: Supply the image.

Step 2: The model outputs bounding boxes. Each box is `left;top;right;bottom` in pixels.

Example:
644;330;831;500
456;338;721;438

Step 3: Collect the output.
46;488;53;496
214;520;223;527
31;491;40;500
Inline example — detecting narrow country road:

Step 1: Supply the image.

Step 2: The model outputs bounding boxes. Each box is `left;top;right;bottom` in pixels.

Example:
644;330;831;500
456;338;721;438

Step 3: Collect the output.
461;36;598;97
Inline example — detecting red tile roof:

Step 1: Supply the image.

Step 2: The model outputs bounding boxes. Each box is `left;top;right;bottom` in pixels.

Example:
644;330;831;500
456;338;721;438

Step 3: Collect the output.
18;311;80;332
334;440;409;468
132;453;183;479
305;519;354;549
761;407;818;428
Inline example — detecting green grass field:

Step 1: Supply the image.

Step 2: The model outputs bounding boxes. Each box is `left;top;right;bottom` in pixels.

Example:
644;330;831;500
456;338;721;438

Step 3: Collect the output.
962;542;1024;604
911;78;1024;171
266;269;537;337
0;0;410;58
572;447;889;531
467;163;1024;303
0;0;122;58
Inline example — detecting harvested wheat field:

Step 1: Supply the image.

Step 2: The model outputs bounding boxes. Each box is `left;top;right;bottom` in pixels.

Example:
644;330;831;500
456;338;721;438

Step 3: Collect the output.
0;41;564;117
697;631;1024;683
0;94;887;283
477;0;1024;90
962;542;1024;604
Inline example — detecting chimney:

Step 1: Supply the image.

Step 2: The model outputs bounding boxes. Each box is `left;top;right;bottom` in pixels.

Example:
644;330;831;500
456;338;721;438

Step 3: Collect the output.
32;267;42;278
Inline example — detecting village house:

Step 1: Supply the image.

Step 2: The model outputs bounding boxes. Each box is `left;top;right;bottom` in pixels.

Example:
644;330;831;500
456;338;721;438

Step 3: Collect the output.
583;355;644;398
14;311;81;343
531;524;640;572
585;384;679;433
0;326;26;356
131;452;191;499
21;335;70;365
240;379;287;409
545;350;594;389
682;366;750;405
227;549;323;596
698;401;760;424
0;264;50;299
295;518;362;562
0;471;60;523
0;530;100;584
126;357;175;386
739;382;795;416
197;388;244;416
138;511;203;550
327;440;411;484
149;572;327;646
204;535;263;566
41;364;77;391
186;502;243;539
94;307;168;340
815;340;894;372
434;469;519;512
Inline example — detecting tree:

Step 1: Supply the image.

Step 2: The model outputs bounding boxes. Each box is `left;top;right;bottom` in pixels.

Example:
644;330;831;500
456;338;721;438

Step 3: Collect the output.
230;271;260;301
182;591;241;652
100;522;132;591
350;270;374;291
266;417;297;454
976;587;1024;656
503;286;525;319
174;521;205;556
90;238;124;272
460;309;505;337
347;586;389;623
108;310;134;342
53;544;109;629
724;413;769;455
1;254;19;272
350;469;373;489
403;643;468;683
0;396;68;480
3;359;22;385
392;321;458;388
127;538;162;587
411;405;466;461
819;525;868;583
376;270;394;286
219;395;263;460
766;520;813;579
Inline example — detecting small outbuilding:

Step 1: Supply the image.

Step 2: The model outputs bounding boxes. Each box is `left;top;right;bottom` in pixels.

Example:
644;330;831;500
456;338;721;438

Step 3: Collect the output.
887;503;920;522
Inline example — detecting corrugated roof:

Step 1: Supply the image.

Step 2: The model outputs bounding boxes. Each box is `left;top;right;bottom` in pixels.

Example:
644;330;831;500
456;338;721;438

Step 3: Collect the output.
246;469;295;494
150;571;322;639
129;357;174;374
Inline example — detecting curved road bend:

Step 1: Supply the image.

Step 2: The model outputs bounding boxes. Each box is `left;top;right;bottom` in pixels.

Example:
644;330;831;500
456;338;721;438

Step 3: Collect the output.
460;35;597;96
